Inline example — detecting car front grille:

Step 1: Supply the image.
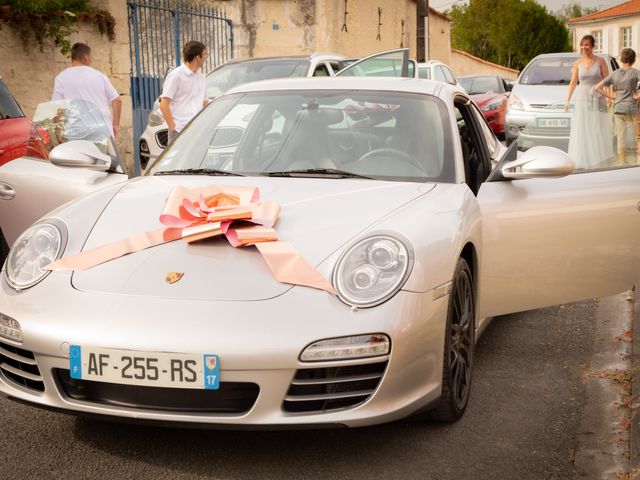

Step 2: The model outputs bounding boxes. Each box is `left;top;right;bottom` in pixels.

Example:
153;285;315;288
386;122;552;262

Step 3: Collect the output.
156;129;168;148
0;341;44;392
55;369;259;414
283;360;388;413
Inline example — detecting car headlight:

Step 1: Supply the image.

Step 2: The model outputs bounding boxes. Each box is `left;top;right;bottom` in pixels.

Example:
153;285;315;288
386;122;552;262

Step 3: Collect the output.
147;108;165;127
333;234;413;308
508;94;524;111
5;220;67;291
482;100;502;112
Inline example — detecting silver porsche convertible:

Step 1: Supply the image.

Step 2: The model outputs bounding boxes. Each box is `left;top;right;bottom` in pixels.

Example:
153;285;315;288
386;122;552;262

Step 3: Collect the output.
0;50;638;428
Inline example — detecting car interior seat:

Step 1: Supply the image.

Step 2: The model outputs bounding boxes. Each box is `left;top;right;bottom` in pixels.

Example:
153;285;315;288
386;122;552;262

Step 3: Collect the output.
283;108;343;170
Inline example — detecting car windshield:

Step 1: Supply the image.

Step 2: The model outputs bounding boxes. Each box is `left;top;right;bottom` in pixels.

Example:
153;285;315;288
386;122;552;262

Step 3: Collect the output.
520;57;576;85
205;59;310;98
460;76;503;94
148;90;454;182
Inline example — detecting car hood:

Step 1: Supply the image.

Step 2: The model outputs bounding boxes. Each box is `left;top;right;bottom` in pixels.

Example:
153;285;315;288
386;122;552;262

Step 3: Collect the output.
471;92;505;107
512;84;568;108
72;176;435;300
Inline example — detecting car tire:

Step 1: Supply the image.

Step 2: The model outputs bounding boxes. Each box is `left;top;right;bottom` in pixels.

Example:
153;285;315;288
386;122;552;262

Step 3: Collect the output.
428;257;475;422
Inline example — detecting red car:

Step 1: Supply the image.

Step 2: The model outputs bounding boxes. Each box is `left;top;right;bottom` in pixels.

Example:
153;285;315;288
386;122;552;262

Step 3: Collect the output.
0;78;31;166
459;75;512;138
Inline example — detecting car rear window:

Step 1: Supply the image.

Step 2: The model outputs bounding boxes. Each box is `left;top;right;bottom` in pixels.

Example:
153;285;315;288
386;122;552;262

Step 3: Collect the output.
206;59;311;98
0;80;24;119
520;57;576;85
460;76;503;94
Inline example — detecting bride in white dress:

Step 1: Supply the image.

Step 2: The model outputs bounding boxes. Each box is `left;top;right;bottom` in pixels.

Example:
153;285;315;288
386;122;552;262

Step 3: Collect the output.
565;35;614;169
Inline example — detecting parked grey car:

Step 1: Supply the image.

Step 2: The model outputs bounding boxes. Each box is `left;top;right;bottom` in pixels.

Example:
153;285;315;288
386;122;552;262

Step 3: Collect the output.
505;52;619;151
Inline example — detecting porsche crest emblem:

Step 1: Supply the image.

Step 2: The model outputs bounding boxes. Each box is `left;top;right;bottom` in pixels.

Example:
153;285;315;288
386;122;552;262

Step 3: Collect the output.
165;272;184;284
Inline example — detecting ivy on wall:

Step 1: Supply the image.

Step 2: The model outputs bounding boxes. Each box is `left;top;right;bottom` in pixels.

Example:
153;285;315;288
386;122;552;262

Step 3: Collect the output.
0;0;115;55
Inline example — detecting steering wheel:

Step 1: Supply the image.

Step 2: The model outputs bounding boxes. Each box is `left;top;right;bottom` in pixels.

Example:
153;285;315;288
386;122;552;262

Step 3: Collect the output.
357;148;424;172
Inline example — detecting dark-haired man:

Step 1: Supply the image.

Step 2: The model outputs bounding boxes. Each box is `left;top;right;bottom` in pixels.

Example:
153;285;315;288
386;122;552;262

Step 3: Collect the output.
52;42;122;139
596;47;640;165
160;41;208;142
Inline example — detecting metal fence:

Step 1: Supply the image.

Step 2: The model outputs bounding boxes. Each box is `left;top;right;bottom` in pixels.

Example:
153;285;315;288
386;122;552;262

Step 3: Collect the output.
127;0;233;174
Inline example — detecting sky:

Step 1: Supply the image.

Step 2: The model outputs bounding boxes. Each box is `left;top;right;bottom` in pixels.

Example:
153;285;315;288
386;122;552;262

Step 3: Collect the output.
429;0;624;14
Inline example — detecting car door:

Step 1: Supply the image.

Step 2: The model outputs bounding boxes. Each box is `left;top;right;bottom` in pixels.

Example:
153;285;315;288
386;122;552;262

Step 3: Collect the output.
0;100;129;246
336;48;411;77
473;120;640;318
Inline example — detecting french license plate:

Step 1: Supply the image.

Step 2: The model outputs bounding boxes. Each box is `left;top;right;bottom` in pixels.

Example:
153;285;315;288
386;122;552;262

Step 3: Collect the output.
69;346;219;390
537;118;570;128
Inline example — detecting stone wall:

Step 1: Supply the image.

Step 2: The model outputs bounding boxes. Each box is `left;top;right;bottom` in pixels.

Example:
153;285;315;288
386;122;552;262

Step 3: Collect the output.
0;0;134;172
220;0;451;62
426;8;451;65
450;48;519;80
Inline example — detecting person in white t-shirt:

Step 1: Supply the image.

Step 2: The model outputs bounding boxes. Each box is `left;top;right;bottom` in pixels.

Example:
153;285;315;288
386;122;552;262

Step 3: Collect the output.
160;40;208;142
52;42;122;139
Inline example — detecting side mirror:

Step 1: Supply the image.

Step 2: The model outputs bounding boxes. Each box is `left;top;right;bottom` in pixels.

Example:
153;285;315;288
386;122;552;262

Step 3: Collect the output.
501;146;574;179
49;140;112;171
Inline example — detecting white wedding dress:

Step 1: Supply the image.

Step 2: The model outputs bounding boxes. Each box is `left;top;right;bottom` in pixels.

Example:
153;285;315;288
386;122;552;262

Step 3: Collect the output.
567;61;614;169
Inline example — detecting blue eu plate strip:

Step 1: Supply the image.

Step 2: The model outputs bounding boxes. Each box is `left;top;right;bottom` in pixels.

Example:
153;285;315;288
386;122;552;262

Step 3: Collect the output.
69;345;82;379
203;354;219;390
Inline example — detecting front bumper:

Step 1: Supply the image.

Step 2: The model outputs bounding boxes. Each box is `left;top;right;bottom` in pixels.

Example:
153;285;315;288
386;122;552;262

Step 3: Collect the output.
505;109;570;151
0;273;448;428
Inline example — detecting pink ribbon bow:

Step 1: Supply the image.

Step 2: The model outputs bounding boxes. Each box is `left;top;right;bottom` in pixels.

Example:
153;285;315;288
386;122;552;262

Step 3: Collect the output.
46;184;336;295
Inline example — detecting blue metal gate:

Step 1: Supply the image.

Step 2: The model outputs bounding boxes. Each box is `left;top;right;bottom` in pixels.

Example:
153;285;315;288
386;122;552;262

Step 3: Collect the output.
127;0;233;174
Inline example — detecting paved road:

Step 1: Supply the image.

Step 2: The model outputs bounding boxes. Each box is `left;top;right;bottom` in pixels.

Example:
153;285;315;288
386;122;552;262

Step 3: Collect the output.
0;300;599;479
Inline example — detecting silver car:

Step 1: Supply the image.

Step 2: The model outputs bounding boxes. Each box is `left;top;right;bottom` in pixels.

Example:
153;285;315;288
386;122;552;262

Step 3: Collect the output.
0;50;638;428
505;52;619;151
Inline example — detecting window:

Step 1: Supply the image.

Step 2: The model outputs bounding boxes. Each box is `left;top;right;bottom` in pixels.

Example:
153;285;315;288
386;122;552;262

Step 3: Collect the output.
621;26;632;48
593;30;603;52
205;59;310;98
442;67;456;85
520;57;575;85
434;66;447;82
152;90;455;182
418;67;431;79
0;80;24;119
471;104;498;157
313;64;330;76
454;101;490;195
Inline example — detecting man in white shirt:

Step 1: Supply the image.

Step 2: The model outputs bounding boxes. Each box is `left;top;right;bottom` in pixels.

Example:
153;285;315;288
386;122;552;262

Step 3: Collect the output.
52;42;122;139
160;40;208;142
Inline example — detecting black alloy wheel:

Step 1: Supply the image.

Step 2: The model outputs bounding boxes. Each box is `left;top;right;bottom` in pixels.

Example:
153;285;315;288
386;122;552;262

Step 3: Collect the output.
429;257;475;422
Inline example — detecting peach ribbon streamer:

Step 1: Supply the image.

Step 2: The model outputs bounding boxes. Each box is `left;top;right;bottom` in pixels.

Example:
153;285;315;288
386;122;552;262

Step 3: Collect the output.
46;184;336;295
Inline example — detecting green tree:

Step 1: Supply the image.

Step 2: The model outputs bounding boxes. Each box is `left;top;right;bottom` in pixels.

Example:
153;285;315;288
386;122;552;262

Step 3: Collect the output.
555;3;598;23
449;0;572;71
